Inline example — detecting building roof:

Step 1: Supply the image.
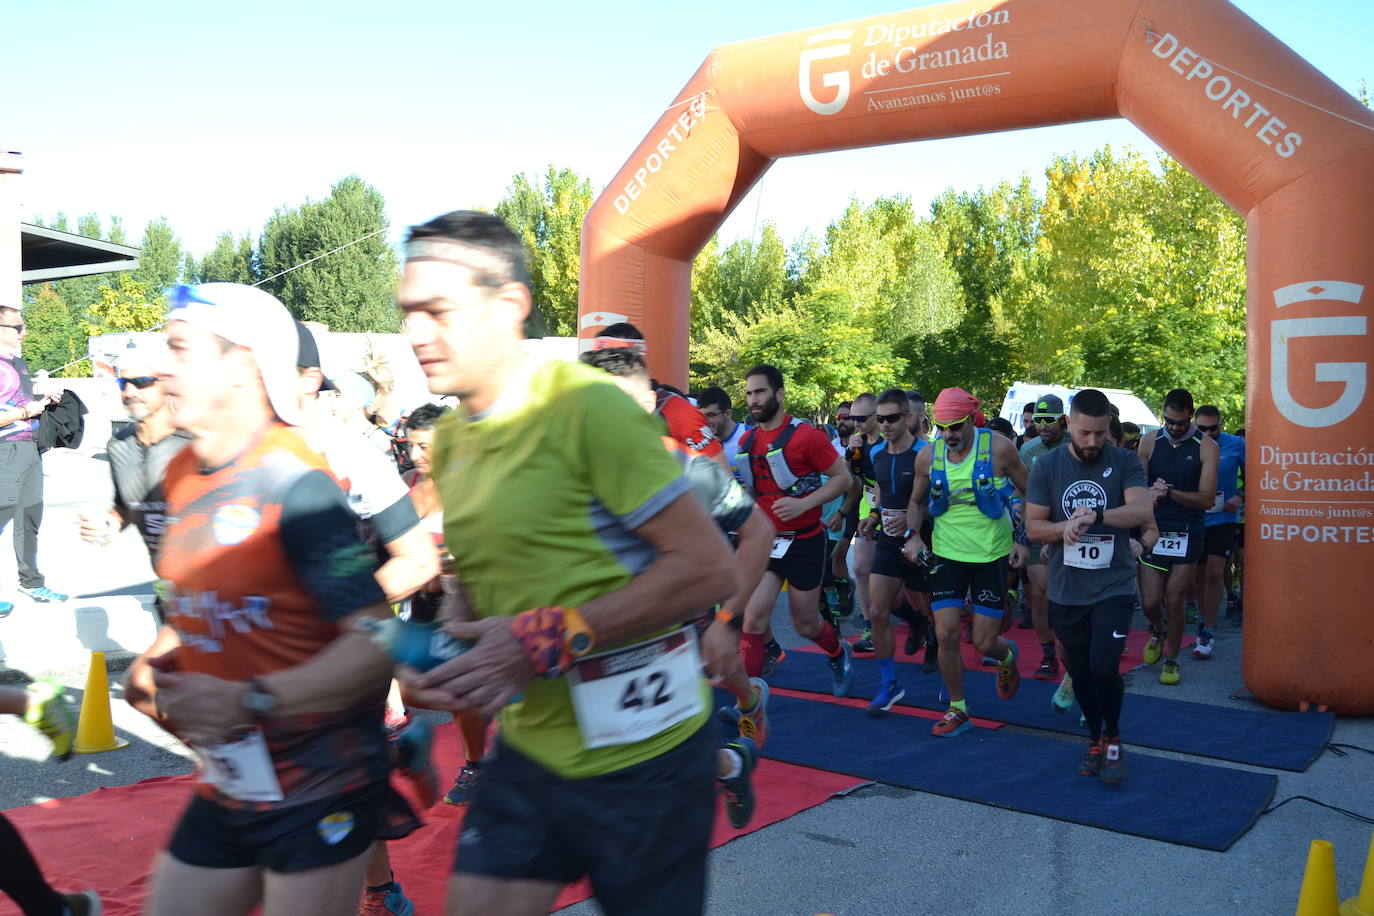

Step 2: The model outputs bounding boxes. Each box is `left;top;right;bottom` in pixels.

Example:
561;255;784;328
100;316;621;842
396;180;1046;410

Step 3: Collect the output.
21;223;140;284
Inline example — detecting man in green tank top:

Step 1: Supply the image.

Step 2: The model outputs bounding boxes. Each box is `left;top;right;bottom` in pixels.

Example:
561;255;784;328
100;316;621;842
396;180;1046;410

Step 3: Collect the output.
903;388;1030;738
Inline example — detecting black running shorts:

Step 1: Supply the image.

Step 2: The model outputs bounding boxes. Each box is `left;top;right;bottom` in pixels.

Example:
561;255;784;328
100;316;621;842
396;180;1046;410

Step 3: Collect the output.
455;724;715;916
871;535;929;592
1203;523;1238;558
167;781;384;873
1140;523;1204;571
930;555;1008;618
768;528;828;592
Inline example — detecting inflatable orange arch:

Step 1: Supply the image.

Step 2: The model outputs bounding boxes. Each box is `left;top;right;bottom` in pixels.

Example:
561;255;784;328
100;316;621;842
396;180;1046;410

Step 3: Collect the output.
578;0;1374;714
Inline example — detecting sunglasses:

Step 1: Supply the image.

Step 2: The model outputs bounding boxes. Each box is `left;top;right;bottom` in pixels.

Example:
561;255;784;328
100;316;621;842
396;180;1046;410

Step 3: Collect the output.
0;323;24;333
933;415;969;432
1032;414;1060;424
1197;423;1220;433
836;414;852;422
117;376;159;390
876;412;906;425
1162;416;1192;428
849;415;871;424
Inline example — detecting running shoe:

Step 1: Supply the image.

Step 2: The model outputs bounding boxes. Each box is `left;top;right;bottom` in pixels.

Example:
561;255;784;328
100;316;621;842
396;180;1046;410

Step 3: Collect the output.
980;655;1000;667
736;678;770;748
1101;740;1127;784
392;719;437;808
828;641;854;698
1033;656;1060;681
903;624;925;656
851;627;874;654
1192;628;1214;659
1002;588;1019;634
382;703;410;740
1078;713;1087;729
996;644;1020;700
1141;628;1165;665
1159;658;1181;686
931;706;972;738
761;640;786;677
0;600;12;619
865;681;906;717
60;891;101;916
19;586;67;603
719;737;758;829
359;882;415;916
443;761;481;806
921;636;940;674
834;579;855;617
24;679;76;761
1077;740;1104;777
1051;674;1075;715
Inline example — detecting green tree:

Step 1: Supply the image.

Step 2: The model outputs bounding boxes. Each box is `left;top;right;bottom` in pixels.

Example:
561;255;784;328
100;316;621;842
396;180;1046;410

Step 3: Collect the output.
691;224;791;332
85;280;166;336
494;167;594;336
196;231;256;284
21;285;86;374
690;287;906;420
257;175;399;332
128;218;185;294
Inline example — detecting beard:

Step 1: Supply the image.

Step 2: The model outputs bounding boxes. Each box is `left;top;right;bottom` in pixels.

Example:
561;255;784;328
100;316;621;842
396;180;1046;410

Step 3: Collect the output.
752;394;781;424
1070;440;1103;464
124;401;151;421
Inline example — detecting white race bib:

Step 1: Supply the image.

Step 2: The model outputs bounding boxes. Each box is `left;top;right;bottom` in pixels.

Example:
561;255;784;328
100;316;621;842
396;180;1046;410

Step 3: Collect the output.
1064;533;1115;570
770;536;793;559
864;485;877;508
195;727;283;802
568;628;705;749
1206;491;1224;514
1155;531;1190;558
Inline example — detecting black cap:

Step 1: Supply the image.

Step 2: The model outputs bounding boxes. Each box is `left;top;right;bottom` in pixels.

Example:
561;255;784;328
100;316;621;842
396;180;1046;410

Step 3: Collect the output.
295;321;336;391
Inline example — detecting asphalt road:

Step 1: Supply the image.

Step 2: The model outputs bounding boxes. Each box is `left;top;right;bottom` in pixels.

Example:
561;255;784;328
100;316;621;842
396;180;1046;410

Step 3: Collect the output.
3;599;1372;916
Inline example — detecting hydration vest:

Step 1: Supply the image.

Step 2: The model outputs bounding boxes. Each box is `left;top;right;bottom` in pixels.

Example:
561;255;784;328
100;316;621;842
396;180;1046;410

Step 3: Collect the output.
928;427;1011;520
737;418;823;498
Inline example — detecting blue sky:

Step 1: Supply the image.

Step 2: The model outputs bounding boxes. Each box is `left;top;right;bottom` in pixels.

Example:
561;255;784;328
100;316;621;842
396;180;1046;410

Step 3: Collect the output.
3;0;1369;257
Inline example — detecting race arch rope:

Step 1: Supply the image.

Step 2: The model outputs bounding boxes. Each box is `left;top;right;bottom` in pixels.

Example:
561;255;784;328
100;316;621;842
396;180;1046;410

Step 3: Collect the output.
578;0;1374;714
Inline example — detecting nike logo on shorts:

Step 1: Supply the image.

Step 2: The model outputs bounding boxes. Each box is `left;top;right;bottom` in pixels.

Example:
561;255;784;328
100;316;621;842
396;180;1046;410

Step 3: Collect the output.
1112;630;1129;639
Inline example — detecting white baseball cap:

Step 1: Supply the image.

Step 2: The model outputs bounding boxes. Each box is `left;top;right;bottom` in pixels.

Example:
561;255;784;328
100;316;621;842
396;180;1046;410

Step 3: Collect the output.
165;283;303;426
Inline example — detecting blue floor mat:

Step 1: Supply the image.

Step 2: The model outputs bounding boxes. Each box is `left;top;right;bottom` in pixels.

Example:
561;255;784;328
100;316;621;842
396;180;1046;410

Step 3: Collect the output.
741;693;1275;851
764;652;1332;771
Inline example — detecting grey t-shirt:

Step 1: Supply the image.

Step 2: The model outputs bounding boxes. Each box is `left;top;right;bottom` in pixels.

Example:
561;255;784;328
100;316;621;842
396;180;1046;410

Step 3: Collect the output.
1026;443;1148;605
107;426;193;560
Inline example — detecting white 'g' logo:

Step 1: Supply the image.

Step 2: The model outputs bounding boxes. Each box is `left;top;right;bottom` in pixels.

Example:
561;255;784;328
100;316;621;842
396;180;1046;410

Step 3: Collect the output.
1271;281;1367;428
799;30;853;116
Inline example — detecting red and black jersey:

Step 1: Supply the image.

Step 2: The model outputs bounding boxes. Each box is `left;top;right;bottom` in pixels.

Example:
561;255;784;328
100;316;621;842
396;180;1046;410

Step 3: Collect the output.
656;390;723;459
158;423;389;811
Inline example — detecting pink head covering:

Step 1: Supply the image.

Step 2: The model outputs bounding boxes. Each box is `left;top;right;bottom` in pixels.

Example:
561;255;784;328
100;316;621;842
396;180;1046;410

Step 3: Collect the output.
933;387;980;423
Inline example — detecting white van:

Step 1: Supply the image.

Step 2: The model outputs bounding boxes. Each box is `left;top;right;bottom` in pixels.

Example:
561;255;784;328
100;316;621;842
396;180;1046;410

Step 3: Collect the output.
998;383;1160;436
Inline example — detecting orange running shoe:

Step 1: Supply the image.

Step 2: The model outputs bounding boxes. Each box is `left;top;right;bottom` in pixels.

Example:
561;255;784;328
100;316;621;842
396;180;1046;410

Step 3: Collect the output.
997;644;1021;700
931;706;972;738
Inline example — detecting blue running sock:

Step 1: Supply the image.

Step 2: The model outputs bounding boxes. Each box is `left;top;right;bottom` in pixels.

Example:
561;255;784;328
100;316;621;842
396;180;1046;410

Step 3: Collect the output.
878;657;896;683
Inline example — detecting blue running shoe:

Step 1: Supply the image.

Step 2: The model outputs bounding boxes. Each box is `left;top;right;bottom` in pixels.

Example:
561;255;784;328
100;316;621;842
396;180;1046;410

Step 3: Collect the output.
829;641;854;697
866;681;906;716
19;586;67;603
360;881;415;915
718;737;758;829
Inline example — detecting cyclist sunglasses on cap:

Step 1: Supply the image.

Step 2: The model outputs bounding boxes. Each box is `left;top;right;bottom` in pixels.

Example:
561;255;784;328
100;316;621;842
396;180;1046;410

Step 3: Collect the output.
876;412;906;424
117;376;159;390
933;416;969;431
1032;414;1060;424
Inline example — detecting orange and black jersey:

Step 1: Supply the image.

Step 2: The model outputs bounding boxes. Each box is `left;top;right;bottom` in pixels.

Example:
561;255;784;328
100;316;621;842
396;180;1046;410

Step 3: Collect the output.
158;424;389;810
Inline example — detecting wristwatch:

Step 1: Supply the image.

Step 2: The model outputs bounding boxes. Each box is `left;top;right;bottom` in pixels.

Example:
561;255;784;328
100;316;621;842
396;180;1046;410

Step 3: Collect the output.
1094;506;1105;526
240;678;278;720
563;607;596;659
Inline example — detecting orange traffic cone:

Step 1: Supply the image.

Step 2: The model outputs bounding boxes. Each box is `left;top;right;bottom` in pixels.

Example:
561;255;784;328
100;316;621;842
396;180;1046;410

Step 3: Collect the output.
1342;830;1374;916
74;651;129;754
1297;840;1340;916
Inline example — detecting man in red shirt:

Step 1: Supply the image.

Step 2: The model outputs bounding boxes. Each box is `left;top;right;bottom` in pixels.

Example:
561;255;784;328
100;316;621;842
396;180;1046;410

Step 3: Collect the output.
735;365;855;695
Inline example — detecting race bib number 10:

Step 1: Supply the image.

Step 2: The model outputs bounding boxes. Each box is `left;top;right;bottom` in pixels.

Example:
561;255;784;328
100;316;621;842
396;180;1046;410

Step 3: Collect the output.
568;627;705;749
1065;533;1114;570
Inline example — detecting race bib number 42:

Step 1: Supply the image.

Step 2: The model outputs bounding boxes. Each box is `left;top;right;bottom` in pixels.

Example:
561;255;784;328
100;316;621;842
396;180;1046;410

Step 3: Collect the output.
567;627;705;749
1065;533;1115;570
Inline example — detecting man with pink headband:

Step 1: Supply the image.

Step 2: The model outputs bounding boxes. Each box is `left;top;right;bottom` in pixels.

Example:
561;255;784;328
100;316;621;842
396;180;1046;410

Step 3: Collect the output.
903;388;1030;737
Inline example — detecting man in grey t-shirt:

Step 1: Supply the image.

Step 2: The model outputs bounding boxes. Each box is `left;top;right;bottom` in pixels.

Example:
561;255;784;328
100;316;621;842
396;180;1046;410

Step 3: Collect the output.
1025;389;1153;785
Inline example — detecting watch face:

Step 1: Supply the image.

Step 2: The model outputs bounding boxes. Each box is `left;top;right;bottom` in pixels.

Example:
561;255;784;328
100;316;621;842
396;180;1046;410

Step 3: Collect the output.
244;691;275;713
570;632;592;655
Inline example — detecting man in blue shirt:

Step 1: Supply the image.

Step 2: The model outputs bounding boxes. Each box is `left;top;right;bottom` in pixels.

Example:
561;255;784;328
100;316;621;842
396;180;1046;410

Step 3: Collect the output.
1192;405;1244;658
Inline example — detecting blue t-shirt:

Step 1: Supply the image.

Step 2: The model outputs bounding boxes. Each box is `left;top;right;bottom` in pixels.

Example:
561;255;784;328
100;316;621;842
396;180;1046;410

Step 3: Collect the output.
1205;431;1246;527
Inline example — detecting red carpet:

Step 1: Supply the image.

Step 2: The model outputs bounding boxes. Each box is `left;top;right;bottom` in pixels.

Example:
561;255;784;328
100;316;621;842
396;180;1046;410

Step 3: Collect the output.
1;723;859;915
